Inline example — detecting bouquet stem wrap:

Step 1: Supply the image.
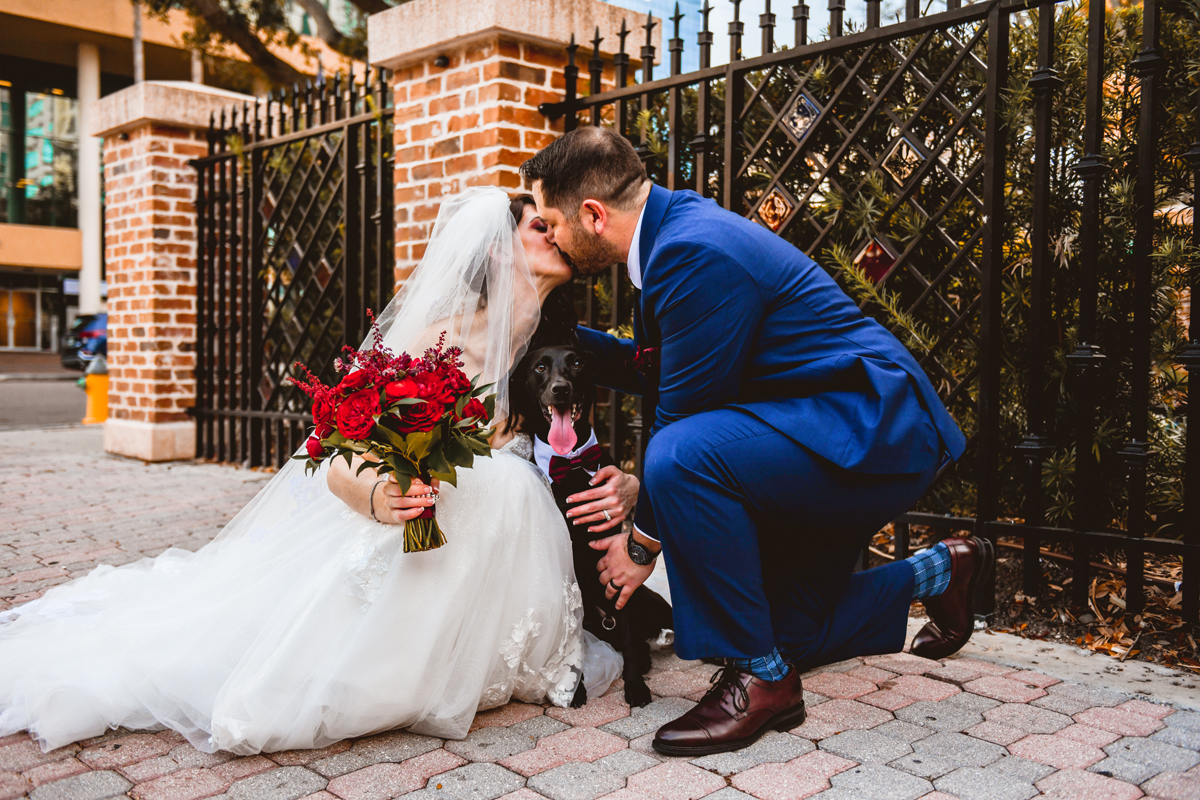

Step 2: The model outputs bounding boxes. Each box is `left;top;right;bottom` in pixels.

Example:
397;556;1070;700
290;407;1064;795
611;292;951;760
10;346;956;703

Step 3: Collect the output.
405;473;446;553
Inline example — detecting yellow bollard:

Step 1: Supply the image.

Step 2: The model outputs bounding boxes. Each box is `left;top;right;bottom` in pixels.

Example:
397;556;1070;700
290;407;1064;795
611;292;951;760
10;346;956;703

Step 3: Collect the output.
82;356;109;425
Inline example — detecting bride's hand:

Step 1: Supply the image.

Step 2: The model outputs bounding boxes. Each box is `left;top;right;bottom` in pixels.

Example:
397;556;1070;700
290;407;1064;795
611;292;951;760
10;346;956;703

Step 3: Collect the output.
564;466;639;533
374;476;441;524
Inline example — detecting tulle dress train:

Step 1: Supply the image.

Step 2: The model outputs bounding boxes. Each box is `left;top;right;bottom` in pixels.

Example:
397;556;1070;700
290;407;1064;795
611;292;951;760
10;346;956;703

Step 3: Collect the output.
0;435;620;755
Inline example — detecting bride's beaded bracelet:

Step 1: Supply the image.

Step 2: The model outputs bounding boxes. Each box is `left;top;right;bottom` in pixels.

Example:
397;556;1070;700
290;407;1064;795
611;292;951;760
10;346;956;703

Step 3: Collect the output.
369;479;388;524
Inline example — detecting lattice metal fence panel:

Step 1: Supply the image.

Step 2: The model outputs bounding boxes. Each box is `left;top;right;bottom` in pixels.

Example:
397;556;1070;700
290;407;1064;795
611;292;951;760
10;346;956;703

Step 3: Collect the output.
192;71;394;469
542;0;1200;622
735;21;992;461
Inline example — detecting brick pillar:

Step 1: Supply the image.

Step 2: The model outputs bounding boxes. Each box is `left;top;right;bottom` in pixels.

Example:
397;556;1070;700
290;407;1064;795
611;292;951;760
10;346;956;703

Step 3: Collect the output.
368;0;656;284
92;81;254;461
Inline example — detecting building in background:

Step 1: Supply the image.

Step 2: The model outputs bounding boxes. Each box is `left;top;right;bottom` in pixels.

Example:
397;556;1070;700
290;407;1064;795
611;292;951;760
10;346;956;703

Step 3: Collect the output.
0;0;329;354
601;0;704;73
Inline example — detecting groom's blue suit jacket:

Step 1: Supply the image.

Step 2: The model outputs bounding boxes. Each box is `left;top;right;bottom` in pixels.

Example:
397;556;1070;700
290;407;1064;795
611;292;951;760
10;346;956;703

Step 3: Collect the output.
577;184;966;538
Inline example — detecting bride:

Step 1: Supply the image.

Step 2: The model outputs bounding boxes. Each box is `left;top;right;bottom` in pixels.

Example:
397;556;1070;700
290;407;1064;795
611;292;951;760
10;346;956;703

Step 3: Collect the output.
0;188;632;755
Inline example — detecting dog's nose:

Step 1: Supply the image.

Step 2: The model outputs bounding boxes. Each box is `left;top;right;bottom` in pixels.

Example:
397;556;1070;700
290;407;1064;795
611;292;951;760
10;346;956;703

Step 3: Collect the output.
550;382;571;401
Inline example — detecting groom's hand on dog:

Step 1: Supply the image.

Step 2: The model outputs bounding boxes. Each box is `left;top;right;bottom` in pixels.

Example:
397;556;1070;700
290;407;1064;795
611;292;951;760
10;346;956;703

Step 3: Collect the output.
565;466;639;533
593;534;655;611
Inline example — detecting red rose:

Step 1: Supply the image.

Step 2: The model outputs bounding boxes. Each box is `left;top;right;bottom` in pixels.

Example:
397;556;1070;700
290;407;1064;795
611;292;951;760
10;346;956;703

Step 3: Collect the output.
337;388;381;440
415;372;454;405
312;393;336;439
398;399;444;433
305;435;325;459
337;370;372;395
438;364;472;396
384;377;419;404
456;398;489;427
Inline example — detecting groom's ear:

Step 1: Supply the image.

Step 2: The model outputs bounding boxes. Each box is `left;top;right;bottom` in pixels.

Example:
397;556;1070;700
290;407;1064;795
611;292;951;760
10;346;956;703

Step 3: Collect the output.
578;199;608;236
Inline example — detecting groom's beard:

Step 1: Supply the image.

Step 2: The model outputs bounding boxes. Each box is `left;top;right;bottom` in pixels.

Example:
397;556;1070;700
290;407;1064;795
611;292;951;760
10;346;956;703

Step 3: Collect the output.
559;220;621;277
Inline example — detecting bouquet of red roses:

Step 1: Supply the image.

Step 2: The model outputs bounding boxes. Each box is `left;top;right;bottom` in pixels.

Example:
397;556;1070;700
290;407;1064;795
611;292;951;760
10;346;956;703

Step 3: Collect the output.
290;314;494;552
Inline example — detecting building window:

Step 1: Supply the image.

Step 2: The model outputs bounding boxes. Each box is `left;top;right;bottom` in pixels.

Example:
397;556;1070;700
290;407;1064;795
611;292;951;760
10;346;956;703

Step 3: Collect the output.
1;83;80;228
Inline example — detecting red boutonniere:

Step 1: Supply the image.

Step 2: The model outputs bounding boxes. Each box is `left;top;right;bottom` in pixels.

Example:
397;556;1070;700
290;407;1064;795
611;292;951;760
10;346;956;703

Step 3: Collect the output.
632;346;659;376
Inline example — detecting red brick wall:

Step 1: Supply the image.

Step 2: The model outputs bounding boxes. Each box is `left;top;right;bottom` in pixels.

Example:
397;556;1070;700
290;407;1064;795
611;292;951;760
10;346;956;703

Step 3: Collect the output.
102;124;205;426
390;34;618;286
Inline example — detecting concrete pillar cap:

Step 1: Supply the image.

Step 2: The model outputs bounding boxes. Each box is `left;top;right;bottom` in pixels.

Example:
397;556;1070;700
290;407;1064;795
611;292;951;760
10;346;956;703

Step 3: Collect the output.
368;0;659;71
91;80;255;138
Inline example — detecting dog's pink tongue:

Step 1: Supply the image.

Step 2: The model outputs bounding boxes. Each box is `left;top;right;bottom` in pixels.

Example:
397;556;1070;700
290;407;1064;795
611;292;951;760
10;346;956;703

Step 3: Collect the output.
548;408;577;455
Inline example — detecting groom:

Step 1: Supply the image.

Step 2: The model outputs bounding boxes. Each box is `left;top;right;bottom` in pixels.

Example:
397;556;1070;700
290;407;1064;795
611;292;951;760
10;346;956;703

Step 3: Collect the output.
521;127;992;756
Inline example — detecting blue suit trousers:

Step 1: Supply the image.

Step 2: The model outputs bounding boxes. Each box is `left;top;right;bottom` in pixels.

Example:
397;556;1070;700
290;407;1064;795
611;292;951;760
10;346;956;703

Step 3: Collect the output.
645;407;938;671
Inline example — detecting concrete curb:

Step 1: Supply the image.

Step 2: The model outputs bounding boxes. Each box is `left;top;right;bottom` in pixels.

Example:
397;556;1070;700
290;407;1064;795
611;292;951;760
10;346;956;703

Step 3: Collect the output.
0;373;81;382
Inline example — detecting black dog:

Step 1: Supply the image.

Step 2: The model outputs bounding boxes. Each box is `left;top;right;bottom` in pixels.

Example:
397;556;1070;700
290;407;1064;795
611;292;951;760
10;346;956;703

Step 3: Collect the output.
510;344;673;708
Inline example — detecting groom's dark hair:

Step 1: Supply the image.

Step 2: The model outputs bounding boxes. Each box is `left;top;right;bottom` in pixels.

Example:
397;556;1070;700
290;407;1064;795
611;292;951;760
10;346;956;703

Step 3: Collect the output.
520;127;647;220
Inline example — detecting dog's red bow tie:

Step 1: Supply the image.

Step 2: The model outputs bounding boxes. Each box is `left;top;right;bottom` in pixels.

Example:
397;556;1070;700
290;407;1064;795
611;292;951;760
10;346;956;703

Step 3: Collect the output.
549;444;603;483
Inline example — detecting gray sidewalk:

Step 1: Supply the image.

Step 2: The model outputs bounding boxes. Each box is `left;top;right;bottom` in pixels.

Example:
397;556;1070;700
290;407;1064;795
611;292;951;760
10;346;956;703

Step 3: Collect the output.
0;427;1198;800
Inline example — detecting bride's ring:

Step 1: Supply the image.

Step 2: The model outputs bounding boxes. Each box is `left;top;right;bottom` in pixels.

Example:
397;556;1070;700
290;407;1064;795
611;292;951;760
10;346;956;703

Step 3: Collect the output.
602;510;611;521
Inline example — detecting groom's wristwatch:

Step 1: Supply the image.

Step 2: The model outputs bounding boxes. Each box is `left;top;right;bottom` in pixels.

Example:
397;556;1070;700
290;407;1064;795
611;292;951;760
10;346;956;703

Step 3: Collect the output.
626;532;659;566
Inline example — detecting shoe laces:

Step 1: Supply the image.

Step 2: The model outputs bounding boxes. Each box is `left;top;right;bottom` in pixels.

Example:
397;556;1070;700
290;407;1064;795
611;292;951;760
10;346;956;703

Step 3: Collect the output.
703;665;751;716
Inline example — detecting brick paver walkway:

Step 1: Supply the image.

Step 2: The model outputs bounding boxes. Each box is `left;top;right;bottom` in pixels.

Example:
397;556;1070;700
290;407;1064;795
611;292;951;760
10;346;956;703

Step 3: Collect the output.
1;428;1198;800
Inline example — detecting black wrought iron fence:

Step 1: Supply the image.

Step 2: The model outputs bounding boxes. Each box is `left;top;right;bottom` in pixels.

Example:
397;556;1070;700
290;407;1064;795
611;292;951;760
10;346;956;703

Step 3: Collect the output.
541;0;1200;622
190;69;395;469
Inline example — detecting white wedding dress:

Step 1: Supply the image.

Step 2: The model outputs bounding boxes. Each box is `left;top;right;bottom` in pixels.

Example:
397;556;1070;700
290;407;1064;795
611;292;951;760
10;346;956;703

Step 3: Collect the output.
0;188;622;755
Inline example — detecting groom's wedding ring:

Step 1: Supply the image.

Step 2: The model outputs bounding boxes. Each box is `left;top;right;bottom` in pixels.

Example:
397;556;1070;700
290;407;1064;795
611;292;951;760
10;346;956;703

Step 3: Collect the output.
608;580;622;592
603;510;611;522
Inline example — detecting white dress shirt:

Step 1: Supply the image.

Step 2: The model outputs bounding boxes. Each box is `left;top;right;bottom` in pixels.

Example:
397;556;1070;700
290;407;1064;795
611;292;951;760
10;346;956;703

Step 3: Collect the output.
626;198;648;289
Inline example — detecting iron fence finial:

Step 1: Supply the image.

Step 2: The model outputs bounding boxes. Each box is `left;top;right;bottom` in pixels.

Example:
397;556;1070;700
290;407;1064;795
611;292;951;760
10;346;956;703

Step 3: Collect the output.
793;1;809;45
642;15;657;82
729;0;744;61
670;2;685;76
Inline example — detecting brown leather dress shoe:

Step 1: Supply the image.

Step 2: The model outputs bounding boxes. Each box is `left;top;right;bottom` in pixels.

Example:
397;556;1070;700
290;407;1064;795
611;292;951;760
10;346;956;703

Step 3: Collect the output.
910;536;995;660
652;665;806;756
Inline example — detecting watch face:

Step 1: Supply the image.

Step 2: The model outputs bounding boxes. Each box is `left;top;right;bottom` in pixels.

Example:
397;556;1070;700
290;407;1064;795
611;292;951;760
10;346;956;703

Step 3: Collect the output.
627;540;653;566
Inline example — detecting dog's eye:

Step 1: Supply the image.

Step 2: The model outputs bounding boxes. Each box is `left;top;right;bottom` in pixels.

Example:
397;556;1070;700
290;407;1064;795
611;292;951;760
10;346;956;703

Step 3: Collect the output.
535;364;547;373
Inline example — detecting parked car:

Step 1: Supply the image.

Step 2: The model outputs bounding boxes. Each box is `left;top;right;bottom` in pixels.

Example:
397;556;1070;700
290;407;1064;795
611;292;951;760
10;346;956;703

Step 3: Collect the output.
62;313;107;370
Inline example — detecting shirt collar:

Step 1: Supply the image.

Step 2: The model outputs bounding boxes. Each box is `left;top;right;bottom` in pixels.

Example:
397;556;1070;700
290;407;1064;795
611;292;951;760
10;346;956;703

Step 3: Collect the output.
626;197;649;290
533;428;601;482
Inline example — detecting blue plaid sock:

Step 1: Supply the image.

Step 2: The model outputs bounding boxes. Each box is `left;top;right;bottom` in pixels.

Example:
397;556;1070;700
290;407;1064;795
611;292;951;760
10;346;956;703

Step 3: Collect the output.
908;541;952;600
730;648;792;681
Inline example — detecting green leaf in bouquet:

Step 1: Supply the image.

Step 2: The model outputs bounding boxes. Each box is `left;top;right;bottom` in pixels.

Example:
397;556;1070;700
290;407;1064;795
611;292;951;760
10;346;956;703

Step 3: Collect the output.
442;435;470;467
407;426;443;462
427;448;456;486
341;451;355;470
355;459;379;477
464;435;493;457
454;393;469;417
325;431;350;448
378;455;414;494
373;423;408;451
472;382;495;398
483;394;496;418
386;397;423;410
